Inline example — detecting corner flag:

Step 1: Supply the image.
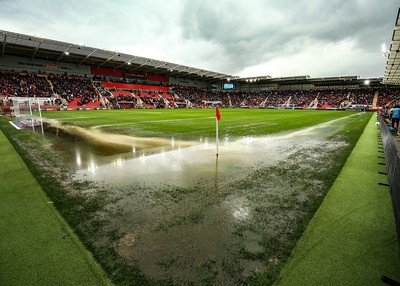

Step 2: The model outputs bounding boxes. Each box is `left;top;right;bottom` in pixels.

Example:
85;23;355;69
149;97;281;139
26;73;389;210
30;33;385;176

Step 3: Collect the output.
215;106;221;156
216;106;221;121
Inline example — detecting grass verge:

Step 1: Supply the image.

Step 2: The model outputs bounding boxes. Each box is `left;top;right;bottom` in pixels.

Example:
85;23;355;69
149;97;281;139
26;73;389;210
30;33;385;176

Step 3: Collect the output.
275;114;400;285
0;109;374;285
0;125;111;285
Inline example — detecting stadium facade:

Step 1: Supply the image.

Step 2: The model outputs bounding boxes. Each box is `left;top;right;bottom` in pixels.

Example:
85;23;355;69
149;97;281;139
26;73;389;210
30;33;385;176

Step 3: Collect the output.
0;29;393;92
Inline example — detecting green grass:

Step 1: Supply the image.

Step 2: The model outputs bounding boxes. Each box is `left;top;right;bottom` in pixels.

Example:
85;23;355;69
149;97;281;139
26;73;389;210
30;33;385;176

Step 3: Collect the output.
276;115;400;285
0;108;376;285
0;128;111;286
41;108;354;139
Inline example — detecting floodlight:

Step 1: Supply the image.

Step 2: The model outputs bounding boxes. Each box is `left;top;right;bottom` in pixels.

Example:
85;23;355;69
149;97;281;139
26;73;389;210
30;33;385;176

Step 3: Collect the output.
381;43;387;53
382;43;389;58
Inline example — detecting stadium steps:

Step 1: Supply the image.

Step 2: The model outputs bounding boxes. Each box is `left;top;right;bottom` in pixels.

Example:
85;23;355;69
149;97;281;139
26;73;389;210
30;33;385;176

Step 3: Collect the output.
276;114;400;286
372;91;379;108
67;97;100;109
66;97;82;107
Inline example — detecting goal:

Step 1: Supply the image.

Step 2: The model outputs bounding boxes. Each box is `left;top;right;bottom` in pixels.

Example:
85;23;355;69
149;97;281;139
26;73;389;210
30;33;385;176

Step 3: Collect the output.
277;103;295;110
10;97;51;134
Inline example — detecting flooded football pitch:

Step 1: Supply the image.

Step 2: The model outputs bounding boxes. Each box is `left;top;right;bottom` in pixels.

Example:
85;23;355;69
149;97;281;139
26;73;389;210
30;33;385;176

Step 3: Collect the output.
46;113;363;285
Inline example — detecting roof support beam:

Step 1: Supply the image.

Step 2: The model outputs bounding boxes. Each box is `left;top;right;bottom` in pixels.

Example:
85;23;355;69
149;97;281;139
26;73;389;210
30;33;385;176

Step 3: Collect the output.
167;64;182;72
97;52;119;68
214;74;229;79
1;32;7;56
199;70;215;76
139;59;152;67
56;44;72;64
174;66;191;72
113;57;137;71
31;38;43;61
154;62;168;69
78;49;97;66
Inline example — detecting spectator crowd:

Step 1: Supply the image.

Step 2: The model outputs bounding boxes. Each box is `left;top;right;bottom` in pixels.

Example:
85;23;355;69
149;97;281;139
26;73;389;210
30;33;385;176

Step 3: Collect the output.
1;69;399;111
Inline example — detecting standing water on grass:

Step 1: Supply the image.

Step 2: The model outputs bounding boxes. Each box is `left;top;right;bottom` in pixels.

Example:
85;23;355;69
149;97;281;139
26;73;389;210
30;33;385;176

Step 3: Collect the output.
49;114;365;285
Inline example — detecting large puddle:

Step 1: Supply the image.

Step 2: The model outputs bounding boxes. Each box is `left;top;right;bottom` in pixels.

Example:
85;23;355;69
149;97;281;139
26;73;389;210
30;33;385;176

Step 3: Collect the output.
47;114;359;285
52;117;347;186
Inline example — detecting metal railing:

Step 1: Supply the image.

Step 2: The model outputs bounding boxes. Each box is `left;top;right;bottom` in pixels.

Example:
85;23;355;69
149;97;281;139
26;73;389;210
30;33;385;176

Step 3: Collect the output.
378;112;400;249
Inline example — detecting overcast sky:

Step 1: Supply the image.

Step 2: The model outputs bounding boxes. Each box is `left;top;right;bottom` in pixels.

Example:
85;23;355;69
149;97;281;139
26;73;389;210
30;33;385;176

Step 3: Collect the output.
0;0;398;78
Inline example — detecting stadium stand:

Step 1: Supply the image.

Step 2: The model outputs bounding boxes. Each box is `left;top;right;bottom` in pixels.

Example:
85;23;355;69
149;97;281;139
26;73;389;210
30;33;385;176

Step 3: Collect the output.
0;70;52;98
49;74;99;108
1;69;400;112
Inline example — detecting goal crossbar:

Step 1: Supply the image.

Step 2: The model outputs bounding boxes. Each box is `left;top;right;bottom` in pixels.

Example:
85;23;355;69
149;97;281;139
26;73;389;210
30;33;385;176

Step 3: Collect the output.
10;97;52;134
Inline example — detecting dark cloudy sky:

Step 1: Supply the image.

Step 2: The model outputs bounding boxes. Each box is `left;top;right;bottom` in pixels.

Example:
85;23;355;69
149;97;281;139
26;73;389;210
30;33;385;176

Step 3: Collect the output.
0;0;397;78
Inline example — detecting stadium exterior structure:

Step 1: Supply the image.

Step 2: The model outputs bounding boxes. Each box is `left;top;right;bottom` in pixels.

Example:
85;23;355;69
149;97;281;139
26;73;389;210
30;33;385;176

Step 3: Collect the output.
0;30;390;92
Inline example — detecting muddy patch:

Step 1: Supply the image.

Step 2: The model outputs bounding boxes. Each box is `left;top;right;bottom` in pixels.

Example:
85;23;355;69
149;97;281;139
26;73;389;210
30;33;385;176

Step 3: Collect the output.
45;121;195;170
1;111;370;285
60;116;354;285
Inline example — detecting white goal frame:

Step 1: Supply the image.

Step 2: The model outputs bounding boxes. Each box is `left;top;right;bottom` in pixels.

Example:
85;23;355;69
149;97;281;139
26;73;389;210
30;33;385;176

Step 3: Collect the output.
10;97;51;134
277;103;295;110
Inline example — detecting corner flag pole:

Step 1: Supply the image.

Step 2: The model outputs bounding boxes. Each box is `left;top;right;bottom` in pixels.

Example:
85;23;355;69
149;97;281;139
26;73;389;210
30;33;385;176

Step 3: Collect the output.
216;116;219;156
216;106;221;156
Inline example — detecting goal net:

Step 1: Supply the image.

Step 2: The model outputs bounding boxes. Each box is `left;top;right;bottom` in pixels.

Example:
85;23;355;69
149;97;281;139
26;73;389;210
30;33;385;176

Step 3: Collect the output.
277;103;295;110
10;97;51;134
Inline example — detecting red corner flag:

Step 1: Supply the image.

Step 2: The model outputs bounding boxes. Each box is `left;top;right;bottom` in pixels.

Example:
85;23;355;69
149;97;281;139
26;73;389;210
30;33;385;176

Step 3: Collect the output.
215;106;221;156
216;106;221;121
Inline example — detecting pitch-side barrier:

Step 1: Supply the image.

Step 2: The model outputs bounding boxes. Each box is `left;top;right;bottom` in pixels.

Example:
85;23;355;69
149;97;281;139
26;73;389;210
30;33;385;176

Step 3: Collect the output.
378;112;400;251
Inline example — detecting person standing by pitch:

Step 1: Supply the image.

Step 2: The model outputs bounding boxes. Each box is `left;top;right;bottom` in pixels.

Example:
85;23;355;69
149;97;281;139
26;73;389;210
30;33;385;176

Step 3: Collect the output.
390;104;400;135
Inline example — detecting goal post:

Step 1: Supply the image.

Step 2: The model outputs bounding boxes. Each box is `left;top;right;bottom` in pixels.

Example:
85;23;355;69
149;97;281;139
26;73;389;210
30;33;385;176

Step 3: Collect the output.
10;97;51;134
277;103;295;110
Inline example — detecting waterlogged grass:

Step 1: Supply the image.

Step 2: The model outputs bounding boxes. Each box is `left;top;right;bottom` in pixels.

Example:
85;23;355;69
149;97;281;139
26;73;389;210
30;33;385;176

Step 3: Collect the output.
0;110;372;285
0;122;111;285
0;118;147;284
42;108;353;140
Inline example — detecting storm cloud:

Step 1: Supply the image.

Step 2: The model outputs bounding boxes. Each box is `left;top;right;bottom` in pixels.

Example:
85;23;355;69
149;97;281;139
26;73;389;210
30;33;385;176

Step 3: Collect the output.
0;0;397;78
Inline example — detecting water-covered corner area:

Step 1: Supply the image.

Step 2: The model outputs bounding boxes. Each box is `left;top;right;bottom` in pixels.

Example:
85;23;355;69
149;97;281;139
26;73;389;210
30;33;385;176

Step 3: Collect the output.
48;113;366;285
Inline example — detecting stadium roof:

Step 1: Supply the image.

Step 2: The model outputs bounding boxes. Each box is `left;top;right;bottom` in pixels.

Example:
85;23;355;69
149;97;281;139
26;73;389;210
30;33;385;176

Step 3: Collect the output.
235;75;375;86
0;30;237;82
384;7;400;85
0;29;386;88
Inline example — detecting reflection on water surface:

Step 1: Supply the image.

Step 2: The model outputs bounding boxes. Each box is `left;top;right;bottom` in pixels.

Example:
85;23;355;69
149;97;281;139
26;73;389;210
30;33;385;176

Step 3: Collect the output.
47;116;354;285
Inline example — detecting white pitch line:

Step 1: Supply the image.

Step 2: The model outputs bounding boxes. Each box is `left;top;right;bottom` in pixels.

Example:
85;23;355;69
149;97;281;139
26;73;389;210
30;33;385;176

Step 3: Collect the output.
93;117;215;128
52;116;97;120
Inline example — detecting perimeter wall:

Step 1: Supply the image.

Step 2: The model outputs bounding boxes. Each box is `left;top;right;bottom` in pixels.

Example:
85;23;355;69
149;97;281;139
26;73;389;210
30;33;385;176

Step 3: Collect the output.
379;112;400;250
